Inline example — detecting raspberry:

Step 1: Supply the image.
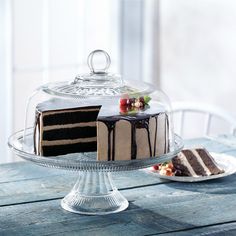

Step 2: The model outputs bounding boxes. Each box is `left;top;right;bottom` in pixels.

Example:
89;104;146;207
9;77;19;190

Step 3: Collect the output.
120;98;127;106
120;106;128;114
152;164;160;171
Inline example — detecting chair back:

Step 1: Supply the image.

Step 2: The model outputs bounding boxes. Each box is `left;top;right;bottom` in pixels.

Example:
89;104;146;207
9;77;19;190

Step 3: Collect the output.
172;102;236;138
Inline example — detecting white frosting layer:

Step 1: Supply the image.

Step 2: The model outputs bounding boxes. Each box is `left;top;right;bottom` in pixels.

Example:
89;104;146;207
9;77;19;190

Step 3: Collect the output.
42;137;97;146
43;121;96;131
179;152;198;177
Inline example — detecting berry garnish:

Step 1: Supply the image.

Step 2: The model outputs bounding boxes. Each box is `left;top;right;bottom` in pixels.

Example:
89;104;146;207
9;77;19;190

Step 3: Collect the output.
120;98;127;106
165;168;173;176
167;162;174;169
139;96;145;103
119;106;129;114
119;95;151;115
154;161;175;176
134;101;143;108
152;164;160;171
129;98;135;105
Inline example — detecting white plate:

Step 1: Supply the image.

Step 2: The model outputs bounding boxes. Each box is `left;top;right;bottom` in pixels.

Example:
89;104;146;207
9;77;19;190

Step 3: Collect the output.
146;152;236;182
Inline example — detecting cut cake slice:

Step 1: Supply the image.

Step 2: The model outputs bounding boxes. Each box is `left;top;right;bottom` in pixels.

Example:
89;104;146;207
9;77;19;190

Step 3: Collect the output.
172;148;224;177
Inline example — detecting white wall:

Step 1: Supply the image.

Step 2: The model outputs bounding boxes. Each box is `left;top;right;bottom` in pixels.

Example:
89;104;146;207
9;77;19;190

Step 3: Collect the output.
160;0;236;117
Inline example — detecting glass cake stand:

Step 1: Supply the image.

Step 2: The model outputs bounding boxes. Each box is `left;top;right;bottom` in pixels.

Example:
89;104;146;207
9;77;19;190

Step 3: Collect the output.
8;128;183;215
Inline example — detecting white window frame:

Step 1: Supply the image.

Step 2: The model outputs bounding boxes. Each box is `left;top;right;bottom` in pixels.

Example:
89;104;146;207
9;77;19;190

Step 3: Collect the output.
120;0;160;86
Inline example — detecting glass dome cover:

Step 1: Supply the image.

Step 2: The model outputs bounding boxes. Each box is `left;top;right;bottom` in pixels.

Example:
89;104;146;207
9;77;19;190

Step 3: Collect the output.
9;49;182;166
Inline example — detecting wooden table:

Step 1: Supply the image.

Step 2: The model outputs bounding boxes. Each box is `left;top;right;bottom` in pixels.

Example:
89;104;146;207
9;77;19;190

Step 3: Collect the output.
1;136;236;235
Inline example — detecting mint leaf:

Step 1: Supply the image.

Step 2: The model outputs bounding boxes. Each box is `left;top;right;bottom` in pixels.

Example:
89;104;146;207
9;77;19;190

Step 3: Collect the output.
144;95;151;104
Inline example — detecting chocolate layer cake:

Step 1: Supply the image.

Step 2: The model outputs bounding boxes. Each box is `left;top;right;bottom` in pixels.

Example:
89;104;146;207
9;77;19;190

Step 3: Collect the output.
172;148;224;177
34;99;169;160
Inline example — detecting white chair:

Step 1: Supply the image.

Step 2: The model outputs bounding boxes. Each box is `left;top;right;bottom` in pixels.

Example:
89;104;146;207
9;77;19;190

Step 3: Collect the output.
171;101;236;139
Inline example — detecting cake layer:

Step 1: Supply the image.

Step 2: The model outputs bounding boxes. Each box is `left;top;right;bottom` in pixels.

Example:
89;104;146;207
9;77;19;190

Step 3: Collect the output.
181;150;207;176
42;108;100;126
42;141;97;156
195;148;222;174
42;126;97;141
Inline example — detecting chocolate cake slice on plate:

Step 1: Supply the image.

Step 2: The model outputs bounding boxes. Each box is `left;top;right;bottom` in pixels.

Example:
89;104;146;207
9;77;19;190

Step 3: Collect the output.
172;148;224;177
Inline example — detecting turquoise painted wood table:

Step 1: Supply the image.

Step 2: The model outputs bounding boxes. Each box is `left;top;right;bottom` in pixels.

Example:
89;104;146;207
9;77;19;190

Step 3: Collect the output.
1;135;236;236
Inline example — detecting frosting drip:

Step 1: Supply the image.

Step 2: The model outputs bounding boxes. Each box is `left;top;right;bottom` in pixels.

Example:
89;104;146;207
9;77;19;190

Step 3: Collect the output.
98;113;161;161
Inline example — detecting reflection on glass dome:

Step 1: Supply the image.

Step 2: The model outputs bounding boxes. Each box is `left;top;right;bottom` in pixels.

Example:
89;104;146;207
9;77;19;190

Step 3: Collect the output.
16;50;179;164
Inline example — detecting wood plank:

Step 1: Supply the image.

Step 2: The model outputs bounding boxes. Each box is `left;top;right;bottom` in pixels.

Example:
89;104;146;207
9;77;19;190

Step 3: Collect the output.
1;179;236;235
0;170;169;207
0;174;75;206
159;222;236;235
0;161;69;183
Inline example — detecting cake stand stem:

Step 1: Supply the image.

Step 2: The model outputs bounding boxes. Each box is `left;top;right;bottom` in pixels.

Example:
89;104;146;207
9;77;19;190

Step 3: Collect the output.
61;171;129;215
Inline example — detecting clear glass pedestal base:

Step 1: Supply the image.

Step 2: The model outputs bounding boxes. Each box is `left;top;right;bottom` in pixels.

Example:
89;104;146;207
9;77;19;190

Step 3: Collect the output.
8;130;183;215
61;172;129;215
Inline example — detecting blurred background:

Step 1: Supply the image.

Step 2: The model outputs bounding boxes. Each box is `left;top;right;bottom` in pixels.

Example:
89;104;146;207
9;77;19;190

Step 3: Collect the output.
1;0;236;163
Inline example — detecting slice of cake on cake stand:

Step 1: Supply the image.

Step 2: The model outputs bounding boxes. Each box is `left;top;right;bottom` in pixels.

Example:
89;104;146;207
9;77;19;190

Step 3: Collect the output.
8;50;183;215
